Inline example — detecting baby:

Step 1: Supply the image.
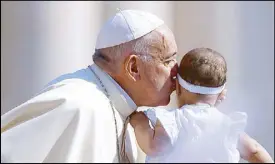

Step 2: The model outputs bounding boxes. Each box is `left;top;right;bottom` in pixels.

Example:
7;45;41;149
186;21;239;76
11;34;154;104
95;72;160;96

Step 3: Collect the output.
129;48;274;163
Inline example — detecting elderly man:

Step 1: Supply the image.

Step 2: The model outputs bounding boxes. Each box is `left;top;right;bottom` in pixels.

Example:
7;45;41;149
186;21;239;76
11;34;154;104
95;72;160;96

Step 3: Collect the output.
1;9;178;163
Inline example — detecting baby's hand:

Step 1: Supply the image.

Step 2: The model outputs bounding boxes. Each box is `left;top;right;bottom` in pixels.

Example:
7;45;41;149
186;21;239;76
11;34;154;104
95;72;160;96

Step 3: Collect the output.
129;111;148;128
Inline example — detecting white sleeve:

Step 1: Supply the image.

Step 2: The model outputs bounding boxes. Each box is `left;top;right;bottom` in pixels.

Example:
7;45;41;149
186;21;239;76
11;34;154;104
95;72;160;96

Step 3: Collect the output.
144;108;158;127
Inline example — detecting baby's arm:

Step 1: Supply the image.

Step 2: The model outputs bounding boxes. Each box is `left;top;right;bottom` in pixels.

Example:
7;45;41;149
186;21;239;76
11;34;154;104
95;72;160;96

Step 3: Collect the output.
238;132;274;163
129;111;170;156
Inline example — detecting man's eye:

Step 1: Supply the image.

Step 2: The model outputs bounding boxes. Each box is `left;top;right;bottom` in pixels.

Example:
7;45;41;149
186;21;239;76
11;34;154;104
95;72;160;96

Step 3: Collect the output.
164;61;170;66
164;59;176;66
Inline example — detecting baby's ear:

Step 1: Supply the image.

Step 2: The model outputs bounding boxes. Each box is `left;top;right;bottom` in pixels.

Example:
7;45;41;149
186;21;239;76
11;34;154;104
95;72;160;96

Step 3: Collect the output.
220;88;227;100
215;88;227;106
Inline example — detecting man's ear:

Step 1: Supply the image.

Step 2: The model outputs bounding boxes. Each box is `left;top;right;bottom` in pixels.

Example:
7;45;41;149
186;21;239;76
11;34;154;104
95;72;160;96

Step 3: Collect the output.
124;54;141;82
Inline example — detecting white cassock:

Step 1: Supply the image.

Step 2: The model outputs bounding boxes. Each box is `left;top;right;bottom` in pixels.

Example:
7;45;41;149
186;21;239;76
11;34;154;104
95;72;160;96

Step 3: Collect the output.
1;64;146;163
1;9;167;163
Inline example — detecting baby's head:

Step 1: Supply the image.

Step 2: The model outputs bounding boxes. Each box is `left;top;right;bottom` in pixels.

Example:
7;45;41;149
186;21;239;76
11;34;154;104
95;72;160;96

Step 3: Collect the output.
176;47;227;107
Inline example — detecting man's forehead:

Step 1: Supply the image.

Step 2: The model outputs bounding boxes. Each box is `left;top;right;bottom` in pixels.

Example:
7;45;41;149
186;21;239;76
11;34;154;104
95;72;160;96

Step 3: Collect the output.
164;37;177;58
154;33;177;59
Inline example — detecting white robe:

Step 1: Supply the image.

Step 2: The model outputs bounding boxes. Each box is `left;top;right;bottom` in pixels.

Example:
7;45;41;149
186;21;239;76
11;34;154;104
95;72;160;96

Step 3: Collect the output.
144;104;247;163
1;64;146;163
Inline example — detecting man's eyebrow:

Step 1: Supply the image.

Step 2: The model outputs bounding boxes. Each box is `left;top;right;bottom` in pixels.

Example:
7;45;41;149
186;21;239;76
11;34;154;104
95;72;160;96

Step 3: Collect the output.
164;52;177;60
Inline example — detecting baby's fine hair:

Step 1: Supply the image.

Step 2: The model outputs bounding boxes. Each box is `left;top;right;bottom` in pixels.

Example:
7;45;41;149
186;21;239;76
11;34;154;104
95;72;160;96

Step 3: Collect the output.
178;48;227;88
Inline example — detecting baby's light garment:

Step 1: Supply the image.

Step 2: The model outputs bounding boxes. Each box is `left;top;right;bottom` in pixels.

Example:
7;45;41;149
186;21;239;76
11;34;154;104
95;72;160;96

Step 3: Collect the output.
144;107;182;163
144;103;247;163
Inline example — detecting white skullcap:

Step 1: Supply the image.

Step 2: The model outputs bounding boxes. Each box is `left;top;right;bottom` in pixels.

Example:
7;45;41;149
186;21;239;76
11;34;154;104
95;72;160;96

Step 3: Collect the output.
95;9;165;49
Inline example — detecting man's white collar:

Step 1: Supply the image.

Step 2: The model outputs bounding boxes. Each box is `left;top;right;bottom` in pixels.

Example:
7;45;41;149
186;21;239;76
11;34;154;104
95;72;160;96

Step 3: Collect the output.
107;74;137;110
91;64;137;118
